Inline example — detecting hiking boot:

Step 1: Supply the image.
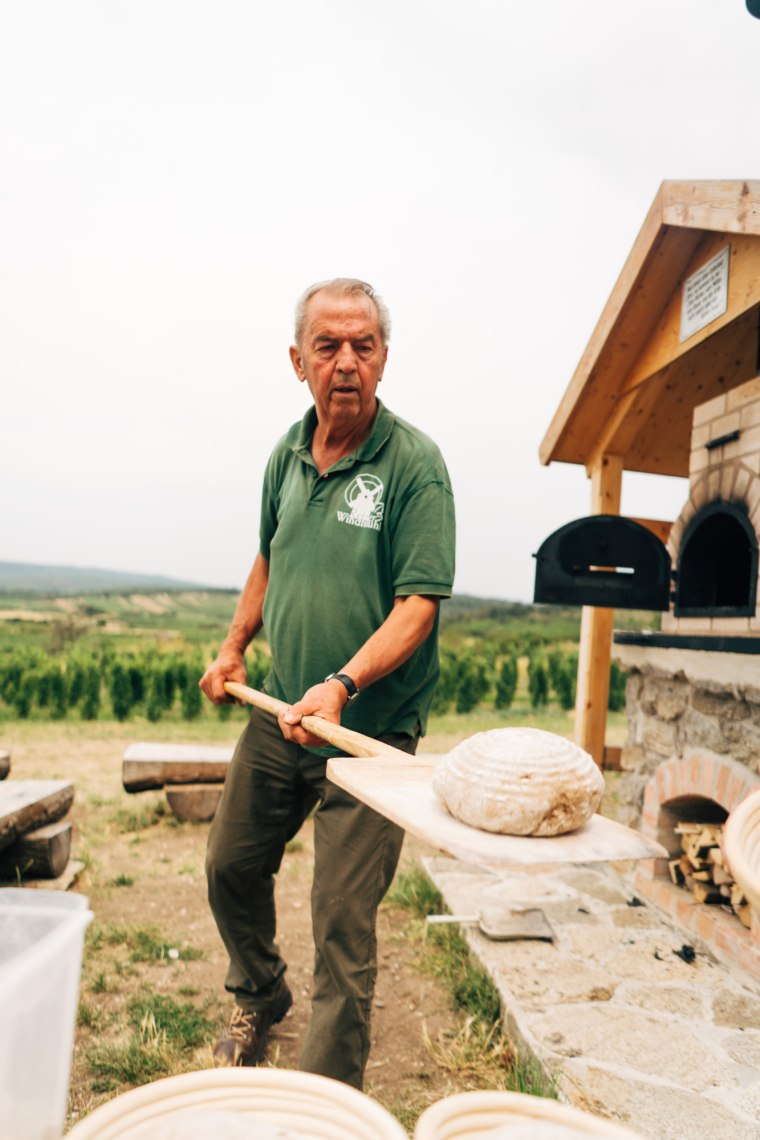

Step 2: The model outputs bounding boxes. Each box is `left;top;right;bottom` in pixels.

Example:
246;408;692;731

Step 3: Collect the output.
212;985;293;1067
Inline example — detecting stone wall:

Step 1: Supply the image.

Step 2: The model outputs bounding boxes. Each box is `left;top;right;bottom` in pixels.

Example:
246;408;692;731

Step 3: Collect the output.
619;666;760;826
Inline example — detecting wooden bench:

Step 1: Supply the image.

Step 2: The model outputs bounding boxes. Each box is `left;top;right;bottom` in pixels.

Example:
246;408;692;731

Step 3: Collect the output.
0;780;77;883
122;743;233;821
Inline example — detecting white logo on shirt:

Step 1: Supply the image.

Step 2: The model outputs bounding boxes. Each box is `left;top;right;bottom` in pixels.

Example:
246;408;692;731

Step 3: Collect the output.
337;474;385;531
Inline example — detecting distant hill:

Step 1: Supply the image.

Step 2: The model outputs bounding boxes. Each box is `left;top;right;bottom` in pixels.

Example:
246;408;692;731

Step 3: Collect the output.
0;561;215;596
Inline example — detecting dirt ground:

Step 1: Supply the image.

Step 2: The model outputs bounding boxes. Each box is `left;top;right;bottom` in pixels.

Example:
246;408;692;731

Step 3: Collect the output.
4;722;475;1132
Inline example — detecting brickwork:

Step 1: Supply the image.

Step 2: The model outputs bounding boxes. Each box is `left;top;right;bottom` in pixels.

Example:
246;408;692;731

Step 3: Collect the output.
631;735;760;980
666;373;760;636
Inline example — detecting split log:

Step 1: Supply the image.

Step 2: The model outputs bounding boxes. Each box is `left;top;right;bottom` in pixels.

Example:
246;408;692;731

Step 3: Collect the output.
692;881;723;904
0;749;9;780
731;882;748;910
712;864;734;886
0;821;72;880
165;783;223;822
0;781;74;852
669;858;685;886
123;743;232;793
736;903;753;930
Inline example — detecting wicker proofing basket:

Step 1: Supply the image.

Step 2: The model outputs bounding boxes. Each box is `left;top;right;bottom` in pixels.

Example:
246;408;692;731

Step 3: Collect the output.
723;786;760;915
413;1091;644;1139
66;1067;408;1139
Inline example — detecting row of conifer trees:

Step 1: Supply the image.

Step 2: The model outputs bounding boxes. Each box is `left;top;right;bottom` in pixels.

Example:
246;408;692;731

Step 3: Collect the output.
431;646;627;715
0;644;626;722
0;648;270;722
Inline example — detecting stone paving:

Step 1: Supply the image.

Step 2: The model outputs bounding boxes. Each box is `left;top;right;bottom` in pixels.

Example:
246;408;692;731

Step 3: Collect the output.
424;855;760;1140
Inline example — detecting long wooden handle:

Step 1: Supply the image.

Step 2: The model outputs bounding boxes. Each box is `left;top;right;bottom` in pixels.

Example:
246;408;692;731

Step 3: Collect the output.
223;682;406;760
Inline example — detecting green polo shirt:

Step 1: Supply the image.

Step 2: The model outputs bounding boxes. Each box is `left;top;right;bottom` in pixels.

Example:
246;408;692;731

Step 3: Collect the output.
259;401;455;752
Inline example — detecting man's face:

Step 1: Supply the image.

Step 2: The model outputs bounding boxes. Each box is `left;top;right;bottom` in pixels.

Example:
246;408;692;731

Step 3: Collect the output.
289;291;388;429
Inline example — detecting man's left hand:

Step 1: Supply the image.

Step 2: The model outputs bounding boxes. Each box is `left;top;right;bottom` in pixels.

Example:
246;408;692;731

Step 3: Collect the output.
278;680;347;748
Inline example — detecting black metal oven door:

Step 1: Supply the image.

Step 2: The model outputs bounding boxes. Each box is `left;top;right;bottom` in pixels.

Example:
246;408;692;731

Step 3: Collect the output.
533;514;671;610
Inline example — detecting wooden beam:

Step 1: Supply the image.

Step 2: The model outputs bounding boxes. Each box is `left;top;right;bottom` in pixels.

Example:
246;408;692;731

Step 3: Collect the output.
628;518;673;545
661;180;760;237
585;249;760;476
542;182;760;471
575;455;623;766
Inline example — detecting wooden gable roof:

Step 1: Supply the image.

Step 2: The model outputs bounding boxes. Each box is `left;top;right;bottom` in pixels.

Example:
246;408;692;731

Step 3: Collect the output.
540;181;760;477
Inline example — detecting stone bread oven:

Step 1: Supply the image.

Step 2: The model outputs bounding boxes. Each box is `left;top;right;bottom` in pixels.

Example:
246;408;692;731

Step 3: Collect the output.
614;375;760;978
538;182;760;977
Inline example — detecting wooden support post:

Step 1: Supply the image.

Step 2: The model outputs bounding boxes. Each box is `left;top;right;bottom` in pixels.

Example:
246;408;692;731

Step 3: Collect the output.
575;454;623;766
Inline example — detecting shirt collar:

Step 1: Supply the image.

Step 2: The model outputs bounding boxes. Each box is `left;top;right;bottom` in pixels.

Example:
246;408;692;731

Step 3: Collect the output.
291;400;395;468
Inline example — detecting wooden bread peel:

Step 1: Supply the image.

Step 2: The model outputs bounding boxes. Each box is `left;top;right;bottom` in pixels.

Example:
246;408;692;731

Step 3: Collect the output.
223;682;668;869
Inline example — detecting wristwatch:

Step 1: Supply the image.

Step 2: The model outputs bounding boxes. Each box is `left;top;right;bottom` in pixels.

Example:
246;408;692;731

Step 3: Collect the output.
324;672;360;702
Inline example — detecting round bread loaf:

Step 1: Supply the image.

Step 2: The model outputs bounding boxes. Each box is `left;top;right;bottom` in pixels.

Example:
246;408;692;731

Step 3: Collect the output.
431;727;604;836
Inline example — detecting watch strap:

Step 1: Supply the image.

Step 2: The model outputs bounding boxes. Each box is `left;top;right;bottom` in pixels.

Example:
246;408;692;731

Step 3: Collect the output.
324;672;359;702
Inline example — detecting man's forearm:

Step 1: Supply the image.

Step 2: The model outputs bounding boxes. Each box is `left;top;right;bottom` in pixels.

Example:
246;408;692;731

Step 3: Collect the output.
339;594;439;692
223;553;269;653
280;594;440;744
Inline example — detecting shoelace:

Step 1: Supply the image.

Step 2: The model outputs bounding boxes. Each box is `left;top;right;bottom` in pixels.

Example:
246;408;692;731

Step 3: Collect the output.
226;1007;259;1042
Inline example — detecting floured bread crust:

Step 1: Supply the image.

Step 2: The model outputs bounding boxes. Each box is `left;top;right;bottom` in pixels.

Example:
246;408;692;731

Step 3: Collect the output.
431;727;604;836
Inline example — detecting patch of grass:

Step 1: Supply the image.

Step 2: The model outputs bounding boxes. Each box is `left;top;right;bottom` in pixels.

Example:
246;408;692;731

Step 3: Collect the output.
78;1000;105;1030
177;985;200;997
87;793;117;809
285;837;304;854
383;1086;443;1133
127;992;217;1051
113;798;167;833
385;863;558;1119
102;921;204;963
429;1018;553;1097
387;864;443;918
422;923;501;1023
88;971;113;994
86;1020;176;1093
110;873;134;887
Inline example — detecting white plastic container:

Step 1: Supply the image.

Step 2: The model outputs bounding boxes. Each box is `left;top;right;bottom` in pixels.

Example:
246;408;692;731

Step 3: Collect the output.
0;888;92;1140
66;1067;408;1139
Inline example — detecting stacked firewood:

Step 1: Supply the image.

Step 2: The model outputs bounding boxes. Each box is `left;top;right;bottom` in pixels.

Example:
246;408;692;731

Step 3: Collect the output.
669;822;751;929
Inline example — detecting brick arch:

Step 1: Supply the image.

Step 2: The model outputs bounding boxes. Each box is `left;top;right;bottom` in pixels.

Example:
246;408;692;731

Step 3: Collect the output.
640;750;760;848
667;460;760;562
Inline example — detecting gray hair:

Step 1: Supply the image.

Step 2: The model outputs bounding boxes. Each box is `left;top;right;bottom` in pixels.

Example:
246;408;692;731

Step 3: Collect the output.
294;278;391;346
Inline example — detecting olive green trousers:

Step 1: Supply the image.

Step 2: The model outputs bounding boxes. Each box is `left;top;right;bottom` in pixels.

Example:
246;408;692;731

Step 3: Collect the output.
205;706;416;1089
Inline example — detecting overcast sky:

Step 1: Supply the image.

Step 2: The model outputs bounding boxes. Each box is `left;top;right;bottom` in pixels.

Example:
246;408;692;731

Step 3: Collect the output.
2;1;760;601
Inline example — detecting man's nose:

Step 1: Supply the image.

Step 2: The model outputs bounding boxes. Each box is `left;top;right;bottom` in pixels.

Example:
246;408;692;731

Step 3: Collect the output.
335;342;357;372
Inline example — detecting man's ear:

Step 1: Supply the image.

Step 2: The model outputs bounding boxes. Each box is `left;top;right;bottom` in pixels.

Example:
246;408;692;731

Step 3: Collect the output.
289;344;306;382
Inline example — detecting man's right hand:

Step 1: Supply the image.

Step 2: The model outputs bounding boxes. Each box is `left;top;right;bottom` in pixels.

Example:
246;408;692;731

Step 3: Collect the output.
199;645;248;704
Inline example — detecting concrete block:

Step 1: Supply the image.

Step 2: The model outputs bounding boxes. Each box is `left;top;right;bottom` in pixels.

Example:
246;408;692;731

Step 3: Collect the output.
693;393;727;426
710;410;741;441
728;375;760;410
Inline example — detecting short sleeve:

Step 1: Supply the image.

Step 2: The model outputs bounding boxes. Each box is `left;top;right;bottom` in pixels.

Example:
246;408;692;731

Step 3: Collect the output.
390;480;456;597
259;456;279;561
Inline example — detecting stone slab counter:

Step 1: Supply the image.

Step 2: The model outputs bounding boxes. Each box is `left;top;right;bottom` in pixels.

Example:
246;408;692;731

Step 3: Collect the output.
424;855;760;1140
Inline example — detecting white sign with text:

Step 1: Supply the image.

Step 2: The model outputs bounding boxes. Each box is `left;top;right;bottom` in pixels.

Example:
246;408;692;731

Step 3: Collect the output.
680;245;730;342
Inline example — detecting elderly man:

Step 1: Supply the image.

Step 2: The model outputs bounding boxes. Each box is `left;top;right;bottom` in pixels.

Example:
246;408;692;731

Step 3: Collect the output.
200;278;455;1089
